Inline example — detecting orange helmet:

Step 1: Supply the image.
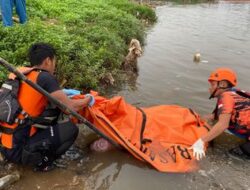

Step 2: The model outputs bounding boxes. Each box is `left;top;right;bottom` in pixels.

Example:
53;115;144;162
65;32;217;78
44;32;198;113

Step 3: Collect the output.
208;68;237;86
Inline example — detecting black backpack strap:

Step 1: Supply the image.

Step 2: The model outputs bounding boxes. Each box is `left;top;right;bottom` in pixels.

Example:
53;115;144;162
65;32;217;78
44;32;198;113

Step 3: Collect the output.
31;107;61;126
0;125;15;134
235;90;250;99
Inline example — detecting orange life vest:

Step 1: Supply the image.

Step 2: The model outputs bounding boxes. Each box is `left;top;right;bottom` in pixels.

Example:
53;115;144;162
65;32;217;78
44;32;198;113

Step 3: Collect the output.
214;89;250;136
73;92;210;173
0;67;48;149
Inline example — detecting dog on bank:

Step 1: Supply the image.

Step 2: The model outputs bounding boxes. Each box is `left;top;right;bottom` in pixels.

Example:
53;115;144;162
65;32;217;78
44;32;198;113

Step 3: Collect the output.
122;39;142;73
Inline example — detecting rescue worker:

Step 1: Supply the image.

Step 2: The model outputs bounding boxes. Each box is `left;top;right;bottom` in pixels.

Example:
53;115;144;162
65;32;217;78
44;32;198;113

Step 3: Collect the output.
0;0;27;26
0;43;95;171
189;68;250;161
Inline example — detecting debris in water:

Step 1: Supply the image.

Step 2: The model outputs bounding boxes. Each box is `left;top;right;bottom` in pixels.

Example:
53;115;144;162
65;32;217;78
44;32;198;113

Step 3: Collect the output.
5;163;14;171
70;176;80;186
0;171;20;190
198;169;208;177
53;158;68;168
63;145;82;160
200;60;208;64
193;53;209;64
91;163;104;172
193;52;201;63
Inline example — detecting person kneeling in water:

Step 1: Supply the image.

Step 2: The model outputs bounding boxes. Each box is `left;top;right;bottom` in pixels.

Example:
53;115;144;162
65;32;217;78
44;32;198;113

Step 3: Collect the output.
189;68;250;161
0;43;94;172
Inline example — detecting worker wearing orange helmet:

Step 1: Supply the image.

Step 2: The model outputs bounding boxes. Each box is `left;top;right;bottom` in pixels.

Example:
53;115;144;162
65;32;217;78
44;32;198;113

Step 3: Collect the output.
189;68;250;161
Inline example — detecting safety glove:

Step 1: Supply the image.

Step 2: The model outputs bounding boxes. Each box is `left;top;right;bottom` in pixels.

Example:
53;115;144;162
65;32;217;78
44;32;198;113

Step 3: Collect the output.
188;138;205;161
85;94;95;107
62;89;81;97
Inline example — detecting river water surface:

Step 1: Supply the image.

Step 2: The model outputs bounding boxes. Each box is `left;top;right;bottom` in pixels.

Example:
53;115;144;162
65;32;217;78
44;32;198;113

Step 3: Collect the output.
11;1;250;190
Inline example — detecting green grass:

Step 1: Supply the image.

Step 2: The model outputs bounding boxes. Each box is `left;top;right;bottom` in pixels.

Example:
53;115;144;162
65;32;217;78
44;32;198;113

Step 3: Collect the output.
0;0;156;89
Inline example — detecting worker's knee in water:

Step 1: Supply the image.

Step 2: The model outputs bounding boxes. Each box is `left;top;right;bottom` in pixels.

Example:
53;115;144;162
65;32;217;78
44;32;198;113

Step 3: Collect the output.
21;148;42;166
21;139;52;166
55;141;74;156
240;141;250;156
51;122;79;157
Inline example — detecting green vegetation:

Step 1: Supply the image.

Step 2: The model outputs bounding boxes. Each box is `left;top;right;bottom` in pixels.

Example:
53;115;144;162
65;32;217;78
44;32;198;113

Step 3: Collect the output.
0;0;156;89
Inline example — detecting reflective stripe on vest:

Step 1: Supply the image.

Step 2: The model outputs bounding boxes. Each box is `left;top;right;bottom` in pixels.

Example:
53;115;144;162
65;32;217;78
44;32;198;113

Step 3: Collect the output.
0;67;48;149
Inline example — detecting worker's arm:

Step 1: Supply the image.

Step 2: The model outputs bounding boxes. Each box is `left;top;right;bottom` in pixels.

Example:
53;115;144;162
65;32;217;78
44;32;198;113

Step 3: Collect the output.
51;90;92;112
189;113;231;160
201;113;231;143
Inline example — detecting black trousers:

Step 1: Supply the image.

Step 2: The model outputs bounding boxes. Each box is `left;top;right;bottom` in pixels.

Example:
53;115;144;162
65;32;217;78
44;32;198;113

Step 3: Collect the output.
240;140;250;156
2;121;79;166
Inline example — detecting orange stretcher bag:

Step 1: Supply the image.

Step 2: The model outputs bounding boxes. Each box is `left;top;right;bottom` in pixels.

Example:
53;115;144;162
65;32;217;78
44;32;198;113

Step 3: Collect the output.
74;92;210;173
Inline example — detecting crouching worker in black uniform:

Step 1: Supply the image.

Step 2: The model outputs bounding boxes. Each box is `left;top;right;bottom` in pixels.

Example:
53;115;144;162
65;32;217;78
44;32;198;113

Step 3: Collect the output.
0;43;94;171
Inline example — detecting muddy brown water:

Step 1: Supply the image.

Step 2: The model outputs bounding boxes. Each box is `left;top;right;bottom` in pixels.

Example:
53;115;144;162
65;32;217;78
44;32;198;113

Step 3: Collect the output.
7;1;250;190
